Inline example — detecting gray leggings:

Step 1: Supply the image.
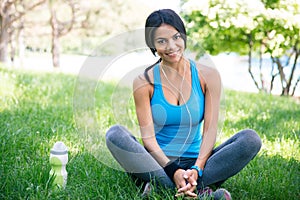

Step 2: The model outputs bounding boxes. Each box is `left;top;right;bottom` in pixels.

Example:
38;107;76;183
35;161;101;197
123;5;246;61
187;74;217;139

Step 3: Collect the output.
106;125;261;189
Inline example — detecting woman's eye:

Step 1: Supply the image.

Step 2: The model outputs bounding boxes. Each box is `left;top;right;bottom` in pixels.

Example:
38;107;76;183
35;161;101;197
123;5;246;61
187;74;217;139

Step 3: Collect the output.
174;34;181;40
157;39;166;44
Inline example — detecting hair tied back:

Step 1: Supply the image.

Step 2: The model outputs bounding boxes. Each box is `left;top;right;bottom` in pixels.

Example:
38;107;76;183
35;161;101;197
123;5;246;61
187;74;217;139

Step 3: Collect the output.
158;10;165;24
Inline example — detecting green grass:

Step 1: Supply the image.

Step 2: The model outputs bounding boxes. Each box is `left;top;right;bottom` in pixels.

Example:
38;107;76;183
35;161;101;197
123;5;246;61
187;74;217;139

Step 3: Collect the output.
0;66;299;199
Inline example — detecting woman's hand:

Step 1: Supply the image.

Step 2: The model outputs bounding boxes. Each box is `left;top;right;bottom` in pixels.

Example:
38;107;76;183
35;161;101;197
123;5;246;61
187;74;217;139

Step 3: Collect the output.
174;169;198;198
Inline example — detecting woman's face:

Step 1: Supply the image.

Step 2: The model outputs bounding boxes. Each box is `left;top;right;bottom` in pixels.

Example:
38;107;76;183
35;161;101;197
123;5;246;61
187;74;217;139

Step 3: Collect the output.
154;24;185;65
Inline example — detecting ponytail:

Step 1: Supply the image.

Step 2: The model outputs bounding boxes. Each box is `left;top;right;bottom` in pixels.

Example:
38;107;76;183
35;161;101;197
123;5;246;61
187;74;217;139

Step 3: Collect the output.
144;58;161;84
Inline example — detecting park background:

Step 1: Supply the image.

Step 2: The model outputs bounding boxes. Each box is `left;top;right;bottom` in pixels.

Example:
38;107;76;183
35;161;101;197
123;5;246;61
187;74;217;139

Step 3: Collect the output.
0;0;299;199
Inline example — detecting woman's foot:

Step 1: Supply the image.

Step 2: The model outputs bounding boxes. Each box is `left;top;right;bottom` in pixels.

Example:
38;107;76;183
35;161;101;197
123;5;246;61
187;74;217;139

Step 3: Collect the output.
198;187;214;199
213;188;232;200
198;187;231;200
141;182;152;198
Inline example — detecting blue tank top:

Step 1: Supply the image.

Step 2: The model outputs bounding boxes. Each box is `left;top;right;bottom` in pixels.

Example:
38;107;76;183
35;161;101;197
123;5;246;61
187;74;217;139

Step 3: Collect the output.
151;60;205;158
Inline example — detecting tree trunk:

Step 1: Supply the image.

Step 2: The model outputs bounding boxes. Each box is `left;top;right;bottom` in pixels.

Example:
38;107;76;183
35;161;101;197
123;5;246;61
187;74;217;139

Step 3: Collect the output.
259;43;267;92
273;58;288;95
286;49;299;95
17;21;25;67
0;14;10;63
269;60;278;93
291;76;300;96
51;33;60;68
247;34;260;91
48;0;76;68
50;10;60;68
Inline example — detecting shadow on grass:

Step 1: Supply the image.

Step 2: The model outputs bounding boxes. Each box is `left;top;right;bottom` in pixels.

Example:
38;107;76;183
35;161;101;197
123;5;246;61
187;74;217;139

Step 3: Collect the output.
0;69;124;199
224;91;300;142
226;107;300;141
50;152;300;200
61;152;176;200
59;153;140;199
224;154;300;200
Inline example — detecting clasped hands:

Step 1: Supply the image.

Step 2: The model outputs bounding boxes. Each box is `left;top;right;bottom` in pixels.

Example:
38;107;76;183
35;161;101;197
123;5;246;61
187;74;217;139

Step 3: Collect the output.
174;169;199;198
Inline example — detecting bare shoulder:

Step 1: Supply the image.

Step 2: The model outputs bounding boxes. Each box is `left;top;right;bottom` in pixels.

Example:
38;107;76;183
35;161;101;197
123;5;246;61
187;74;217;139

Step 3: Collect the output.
195;62;221;86
133;68;154;96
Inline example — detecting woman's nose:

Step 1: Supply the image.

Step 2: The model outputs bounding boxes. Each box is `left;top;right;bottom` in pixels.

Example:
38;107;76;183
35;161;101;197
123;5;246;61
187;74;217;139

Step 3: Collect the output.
166;39;176;51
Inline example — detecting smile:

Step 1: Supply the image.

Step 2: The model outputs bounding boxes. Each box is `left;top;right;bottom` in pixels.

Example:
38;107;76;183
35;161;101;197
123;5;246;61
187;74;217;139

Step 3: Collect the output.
166;49;181;57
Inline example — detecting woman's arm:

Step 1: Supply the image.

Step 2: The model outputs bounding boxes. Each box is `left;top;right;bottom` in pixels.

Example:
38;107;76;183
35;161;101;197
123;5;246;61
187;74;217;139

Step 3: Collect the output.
133;74;194;195
177;65;222;196
195;65;222;169
133;75;170;167
176;64;222;197
133;73;198;197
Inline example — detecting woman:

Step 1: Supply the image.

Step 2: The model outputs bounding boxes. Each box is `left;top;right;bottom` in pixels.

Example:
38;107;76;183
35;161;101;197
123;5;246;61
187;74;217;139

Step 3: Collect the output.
106;9;261;199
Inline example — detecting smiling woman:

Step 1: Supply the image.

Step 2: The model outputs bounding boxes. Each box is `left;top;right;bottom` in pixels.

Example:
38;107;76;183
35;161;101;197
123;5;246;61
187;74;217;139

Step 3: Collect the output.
105;9;261;199
154;25;185;66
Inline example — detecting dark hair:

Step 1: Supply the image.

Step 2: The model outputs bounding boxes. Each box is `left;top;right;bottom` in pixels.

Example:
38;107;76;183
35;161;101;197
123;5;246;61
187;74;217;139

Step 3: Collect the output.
144;9;187;83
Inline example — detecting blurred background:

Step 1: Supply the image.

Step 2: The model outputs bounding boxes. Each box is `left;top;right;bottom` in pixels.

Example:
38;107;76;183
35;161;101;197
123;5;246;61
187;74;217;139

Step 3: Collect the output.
0;0;299;97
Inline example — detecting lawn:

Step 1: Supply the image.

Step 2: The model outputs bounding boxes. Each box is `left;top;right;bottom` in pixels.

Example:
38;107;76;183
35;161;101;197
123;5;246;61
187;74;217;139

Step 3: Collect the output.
0;66;299;199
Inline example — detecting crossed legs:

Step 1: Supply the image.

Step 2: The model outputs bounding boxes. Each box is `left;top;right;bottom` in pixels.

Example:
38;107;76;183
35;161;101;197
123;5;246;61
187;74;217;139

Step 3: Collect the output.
106;125;261;190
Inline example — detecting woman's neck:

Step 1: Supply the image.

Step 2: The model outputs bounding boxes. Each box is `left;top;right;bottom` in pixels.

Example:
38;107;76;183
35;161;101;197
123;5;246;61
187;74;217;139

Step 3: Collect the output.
161;57;187;75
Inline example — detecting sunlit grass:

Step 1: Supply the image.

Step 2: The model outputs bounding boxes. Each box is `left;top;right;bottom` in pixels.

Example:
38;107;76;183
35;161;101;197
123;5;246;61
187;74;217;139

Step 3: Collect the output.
0;66;299;199
262;135;299;161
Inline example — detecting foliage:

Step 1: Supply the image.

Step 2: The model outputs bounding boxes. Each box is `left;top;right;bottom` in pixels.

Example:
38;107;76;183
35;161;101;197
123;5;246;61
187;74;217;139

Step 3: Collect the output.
0;66;299;199
181;0;300;96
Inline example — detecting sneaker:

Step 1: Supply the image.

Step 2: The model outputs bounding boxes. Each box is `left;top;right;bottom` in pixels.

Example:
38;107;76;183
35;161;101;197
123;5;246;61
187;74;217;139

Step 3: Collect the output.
212;188;232;200
198;187;214;199
198;187;231;200
141;182;152;198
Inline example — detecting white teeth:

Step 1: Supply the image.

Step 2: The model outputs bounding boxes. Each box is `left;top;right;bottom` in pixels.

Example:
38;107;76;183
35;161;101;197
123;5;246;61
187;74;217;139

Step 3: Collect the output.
167;51;179;56
167;50;180;56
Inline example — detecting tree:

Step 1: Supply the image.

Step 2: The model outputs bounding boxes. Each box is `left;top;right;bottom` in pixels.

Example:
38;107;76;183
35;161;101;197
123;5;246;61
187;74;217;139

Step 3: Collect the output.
0;0;46;63
48;0;78;68
65;0;151;54
182;0;300;96
0;0;149;67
